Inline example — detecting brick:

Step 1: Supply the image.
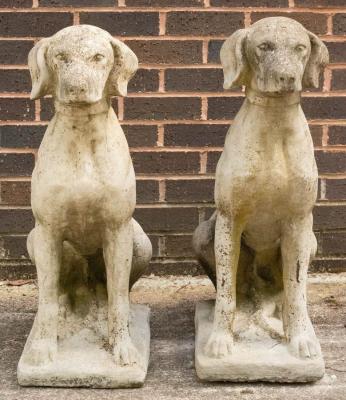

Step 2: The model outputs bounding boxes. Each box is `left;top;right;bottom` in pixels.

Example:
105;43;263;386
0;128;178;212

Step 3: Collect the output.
40;98;54;121
126;0;204;4
0;153;35;177
208;40;223;64
0;12;73;37
0;98;34;121
166;179;214;203
124;97;201;120
165;68;224;92
0;41;34;64
310;125;323;147
315;151;346;174
0;209;34;234
164;235;194;258
0;263;36;281
0;69;30;93
164;124;228;147
208;96;244;120
132;151;200;174
0;181;31;205
310;258;346;273
122;125;157;147
328;126;346;146
0;0;31;6
251;12;328;35
134;206;199;232
40;0;116;6
148;235;159;257
166;12;244;36
333;14;346;35
126;40;203;64
319;231;346;256
327;42;346;64
80;12;159;36
331;69;346;91
0;235;29;260
313;205;346;230
0;125;45;148
129;69;159;93
126;0;203;6
326;179;346;200
301;97;346;120
136;179;159;203
206;151;221;173
148;260;203;276
212;0;287;5
295;0;346;7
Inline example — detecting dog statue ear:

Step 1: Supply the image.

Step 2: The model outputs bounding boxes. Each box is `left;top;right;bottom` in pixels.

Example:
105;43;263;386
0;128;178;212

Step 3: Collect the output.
220;29;248;90
303;31;329;89
108;38;138;97
28;38;51;100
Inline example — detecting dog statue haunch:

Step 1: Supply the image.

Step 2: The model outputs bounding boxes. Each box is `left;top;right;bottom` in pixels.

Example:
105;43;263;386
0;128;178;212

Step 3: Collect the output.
17;25;152;388
194;17;328;382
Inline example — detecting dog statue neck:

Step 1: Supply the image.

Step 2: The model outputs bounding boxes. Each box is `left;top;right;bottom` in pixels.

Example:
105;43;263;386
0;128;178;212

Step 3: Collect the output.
52;98;116;137
245;88;301;108
54;98;111;118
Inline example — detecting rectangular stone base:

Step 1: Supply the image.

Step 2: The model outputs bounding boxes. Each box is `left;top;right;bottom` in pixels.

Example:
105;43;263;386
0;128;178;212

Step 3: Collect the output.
195;300;325;383
18;304;150;388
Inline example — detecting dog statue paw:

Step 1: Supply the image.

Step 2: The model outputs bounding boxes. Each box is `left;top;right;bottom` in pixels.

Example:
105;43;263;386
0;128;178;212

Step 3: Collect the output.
288;332;321;359
113;335;141;366
204;328;234;359
23;338;58;367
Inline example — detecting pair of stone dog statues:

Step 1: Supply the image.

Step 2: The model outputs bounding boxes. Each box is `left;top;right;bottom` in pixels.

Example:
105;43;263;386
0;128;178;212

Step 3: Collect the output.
17;16;329;387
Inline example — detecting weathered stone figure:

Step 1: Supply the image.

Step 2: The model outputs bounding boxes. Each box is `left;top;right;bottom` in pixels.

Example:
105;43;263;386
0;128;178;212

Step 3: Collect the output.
193;17;329;382
17;25;152;388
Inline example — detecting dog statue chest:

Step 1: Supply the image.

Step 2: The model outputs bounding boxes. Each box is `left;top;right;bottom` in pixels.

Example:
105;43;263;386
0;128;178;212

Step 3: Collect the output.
215;102;317;216
32;110;136;224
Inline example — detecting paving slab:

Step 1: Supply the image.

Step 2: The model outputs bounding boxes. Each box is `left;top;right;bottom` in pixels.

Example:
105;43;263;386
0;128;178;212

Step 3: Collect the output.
0;274;345;400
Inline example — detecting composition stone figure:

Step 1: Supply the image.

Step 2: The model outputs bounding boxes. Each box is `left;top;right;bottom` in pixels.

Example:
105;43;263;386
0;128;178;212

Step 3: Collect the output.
17;25;152;388
193;17;329;382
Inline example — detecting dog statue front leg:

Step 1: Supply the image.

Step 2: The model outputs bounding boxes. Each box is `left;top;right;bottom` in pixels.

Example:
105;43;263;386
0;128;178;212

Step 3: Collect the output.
281;214;320;359
103;221;139;366
24;224;61;366
204;213;243;358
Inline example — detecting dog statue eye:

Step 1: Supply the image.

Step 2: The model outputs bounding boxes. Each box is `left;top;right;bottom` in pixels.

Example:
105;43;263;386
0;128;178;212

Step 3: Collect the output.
258;42;274;52
56;53;68;62
92;54;105;62
295;44;306;52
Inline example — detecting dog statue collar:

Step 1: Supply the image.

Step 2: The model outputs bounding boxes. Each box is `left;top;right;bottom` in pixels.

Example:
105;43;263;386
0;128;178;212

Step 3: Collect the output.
245;88;301;107
54;99;110;116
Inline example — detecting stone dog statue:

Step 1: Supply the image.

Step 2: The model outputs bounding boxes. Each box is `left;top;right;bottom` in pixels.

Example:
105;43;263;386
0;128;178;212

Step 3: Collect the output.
193;17;328;376
21;25;152;372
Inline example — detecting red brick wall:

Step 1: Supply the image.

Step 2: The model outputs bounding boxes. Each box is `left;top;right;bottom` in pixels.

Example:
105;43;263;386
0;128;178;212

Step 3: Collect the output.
0;0;345;279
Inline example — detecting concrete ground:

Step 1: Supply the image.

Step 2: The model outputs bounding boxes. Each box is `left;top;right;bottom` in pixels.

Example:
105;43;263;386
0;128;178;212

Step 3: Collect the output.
0;274;345;400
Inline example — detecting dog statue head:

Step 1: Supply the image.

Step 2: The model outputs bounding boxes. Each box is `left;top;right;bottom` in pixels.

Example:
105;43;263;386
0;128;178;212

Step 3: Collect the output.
28;24;138;104
221;17;329;94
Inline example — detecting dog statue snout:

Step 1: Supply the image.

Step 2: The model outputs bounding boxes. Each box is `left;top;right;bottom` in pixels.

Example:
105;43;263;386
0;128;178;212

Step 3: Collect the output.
276;72;297;91
64;79;88;97
279;74;295;84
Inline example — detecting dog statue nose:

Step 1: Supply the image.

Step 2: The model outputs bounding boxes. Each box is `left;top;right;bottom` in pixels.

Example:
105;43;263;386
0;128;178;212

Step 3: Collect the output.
66;82;88;96
279;74;295;85
68;86;86;94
